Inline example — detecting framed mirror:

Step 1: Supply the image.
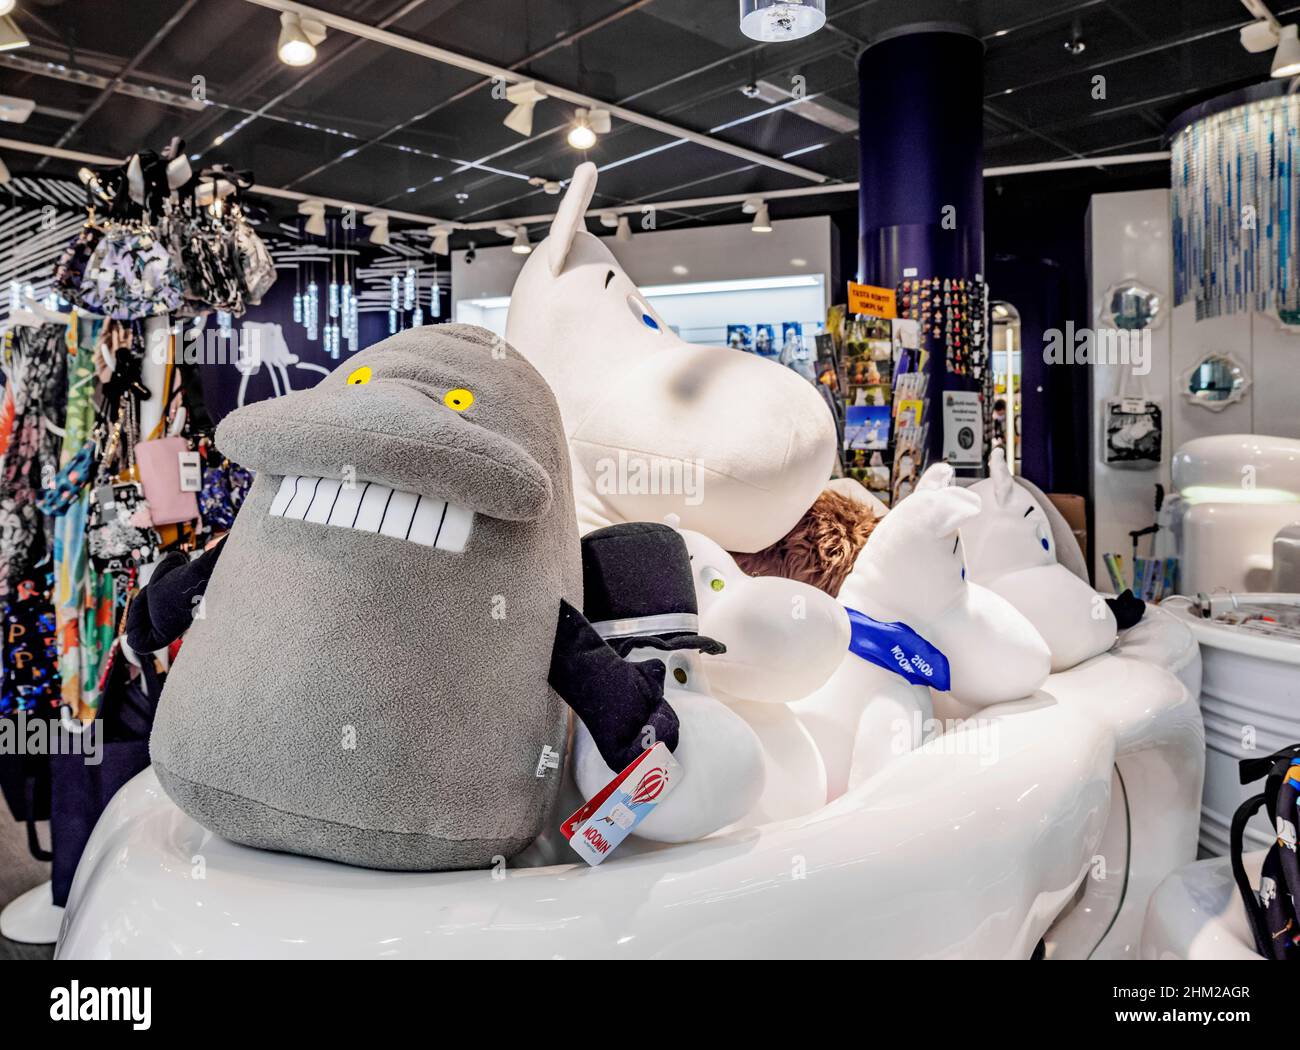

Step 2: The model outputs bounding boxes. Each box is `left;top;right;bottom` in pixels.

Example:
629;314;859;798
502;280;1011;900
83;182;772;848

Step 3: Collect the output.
1180;352;1251;411
1099;279;1164;331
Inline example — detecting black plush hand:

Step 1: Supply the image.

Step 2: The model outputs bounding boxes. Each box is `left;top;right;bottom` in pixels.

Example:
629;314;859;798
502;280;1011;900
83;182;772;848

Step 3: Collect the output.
1105;589;1145;631
548;599;681;770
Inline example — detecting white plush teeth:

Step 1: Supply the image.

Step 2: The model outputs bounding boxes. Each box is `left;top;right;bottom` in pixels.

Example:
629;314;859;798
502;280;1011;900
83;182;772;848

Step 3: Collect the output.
268;475;473;551
435;501;473;553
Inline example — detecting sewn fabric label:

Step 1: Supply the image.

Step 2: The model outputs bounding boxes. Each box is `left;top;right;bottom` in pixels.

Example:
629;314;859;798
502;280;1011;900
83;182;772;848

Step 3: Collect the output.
561;742;681;866
844;605;951;691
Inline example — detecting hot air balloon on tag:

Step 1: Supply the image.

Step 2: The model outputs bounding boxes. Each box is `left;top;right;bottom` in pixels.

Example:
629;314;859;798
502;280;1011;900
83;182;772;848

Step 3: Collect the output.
561;743;683;866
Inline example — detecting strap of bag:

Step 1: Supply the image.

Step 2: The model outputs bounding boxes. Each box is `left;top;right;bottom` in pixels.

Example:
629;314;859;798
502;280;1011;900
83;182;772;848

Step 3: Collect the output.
1230;791;1278;957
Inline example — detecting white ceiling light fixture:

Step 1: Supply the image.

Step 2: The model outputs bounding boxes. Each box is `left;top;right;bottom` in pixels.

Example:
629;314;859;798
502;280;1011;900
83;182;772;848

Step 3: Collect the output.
567;107;610;150
297;198;327;236
598;212;619;228
363;211;390;246
427;226;451;256
277;10;326;66
1273;23;1300;75
751;202;773;233
0;94;33;123
739;0;826;42
511;226;532;255
0;2;15;17
615;216;632;243
503;80;547;137
0;14;27;51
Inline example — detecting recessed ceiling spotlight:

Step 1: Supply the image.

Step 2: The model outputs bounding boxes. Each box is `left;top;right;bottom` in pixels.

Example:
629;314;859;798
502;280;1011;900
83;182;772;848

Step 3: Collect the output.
790;257;807;267
740;83;762;99
739;0;826;42
1272;23;1300;76
1064;22;1086;55
277;11;326;66
672;264;689;276
993;29;1009;38
751;202;773;233
455;191;469;203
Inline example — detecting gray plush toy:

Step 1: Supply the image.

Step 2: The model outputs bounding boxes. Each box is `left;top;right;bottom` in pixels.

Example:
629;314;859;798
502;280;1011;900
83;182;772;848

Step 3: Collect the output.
150;324;582;871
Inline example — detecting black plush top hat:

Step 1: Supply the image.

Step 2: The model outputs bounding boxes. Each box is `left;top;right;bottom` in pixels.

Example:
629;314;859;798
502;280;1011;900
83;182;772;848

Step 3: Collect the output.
581;522;726;657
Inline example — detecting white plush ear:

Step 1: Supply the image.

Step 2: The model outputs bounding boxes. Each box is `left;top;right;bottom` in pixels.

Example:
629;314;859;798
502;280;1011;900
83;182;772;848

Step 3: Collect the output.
916;462;955;492
913;487;981;538
988;446;1015;507
548;162;598;276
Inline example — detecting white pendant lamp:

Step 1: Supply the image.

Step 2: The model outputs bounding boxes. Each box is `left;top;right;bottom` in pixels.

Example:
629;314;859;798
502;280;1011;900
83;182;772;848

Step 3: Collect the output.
427;226;451;256
751;202;773;233
511;226;532;254
278;11;327;66
739;1;826;42
615;216;633;243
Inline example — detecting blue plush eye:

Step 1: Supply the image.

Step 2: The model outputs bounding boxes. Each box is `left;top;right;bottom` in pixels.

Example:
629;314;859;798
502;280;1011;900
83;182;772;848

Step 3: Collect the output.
1035;523;1051;552
961;566;966;580
1041;538;1050;551
642;313;659;330
627;294;662;331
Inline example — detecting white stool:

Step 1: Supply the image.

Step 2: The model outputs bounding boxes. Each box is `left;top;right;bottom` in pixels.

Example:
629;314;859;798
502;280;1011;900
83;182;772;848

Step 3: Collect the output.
1140;853;1266;960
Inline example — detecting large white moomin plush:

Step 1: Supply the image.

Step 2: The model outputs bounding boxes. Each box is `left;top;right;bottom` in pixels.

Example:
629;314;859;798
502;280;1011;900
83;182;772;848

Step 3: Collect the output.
962;448;1117;672
794;470;1053;794
504;162;837;553
681;527;848;823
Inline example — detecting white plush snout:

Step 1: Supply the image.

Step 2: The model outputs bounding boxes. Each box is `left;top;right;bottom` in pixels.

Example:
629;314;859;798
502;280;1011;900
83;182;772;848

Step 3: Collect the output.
984;565;1117;672
701;573;850;702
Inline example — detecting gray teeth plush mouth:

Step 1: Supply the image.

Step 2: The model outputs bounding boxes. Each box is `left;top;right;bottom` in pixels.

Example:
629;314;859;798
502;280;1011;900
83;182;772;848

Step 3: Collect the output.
268;475;473;552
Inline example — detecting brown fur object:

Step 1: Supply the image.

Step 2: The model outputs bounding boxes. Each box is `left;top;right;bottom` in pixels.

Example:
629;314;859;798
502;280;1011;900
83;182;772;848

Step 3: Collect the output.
731;487;879;596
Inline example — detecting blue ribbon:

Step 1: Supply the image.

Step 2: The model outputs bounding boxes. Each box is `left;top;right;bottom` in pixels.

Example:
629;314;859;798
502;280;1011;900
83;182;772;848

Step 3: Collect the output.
844;606;951;691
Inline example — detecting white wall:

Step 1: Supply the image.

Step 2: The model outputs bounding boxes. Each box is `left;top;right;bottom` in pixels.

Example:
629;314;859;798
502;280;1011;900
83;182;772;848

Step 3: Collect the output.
1088;189;1300;582
452;215;834;341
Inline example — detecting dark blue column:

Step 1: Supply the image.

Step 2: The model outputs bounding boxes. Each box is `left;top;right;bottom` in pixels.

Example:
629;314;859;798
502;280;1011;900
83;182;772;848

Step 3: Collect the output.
858;27;985;465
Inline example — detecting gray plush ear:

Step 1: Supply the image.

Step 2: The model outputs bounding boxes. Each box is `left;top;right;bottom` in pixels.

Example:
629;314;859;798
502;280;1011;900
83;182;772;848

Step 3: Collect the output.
548;162;598;277
988;446;1015;506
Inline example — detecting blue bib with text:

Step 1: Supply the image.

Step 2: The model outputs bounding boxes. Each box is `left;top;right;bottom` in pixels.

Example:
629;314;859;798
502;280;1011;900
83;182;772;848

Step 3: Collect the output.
844;606;951;691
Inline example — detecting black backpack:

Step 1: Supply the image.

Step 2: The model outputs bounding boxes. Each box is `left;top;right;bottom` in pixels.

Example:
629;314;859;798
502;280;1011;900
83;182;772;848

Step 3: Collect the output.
1231;744;1300;960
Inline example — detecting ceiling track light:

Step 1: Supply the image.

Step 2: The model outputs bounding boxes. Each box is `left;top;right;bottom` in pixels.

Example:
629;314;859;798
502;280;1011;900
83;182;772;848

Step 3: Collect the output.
0;13;27;52
1273;23;1300;76
503;80;547;137
511;226;532;254
427;225;450;256
278;11;327;67
298;199;327;237
363;211;390;246
751;202;773;233
567;107;610;150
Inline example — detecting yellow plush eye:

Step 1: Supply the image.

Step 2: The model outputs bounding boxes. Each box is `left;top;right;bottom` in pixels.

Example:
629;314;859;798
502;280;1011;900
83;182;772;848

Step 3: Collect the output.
701;567;726;592
346;366;372;386
444;388;474;411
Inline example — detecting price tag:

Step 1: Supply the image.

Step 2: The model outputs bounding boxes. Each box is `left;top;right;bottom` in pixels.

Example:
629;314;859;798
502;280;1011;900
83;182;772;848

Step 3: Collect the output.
178;450;202;492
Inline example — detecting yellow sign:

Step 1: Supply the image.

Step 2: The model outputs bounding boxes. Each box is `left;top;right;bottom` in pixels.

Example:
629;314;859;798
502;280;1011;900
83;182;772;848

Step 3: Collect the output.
847;281;897;319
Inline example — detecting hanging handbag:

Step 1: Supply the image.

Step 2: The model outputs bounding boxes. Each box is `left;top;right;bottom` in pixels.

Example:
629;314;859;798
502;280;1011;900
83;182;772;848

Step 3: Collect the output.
78;223;183;320
1230;743;1300;960
198;451;253;532
135;435;200;526
53;221;105;306
85;397;160;573
232;205;276;305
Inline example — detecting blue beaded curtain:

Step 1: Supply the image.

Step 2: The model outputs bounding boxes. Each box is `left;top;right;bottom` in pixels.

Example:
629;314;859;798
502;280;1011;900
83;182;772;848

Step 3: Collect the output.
1172;94;1300;321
